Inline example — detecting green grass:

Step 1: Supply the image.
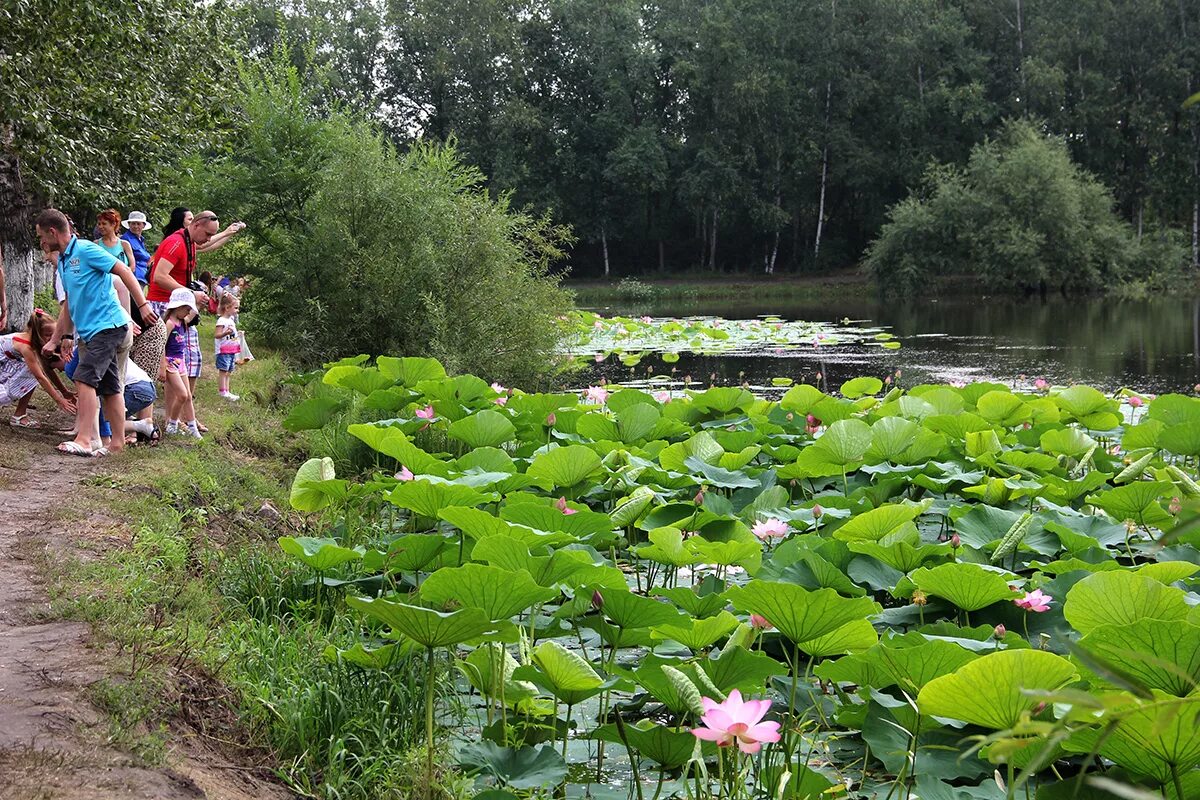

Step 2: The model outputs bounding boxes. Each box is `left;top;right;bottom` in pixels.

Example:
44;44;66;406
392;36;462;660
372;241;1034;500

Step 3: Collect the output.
566;270;875;305
33;338;441;799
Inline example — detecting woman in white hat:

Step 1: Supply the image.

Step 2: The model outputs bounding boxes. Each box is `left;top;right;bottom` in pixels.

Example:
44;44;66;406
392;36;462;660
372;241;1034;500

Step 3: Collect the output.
120;211;153;287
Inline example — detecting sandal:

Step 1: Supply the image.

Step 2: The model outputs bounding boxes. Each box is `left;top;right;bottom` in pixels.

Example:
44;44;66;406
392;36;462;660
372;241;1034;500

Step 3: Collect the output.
57;441;102;457
9;414;40;429
195;420;209;433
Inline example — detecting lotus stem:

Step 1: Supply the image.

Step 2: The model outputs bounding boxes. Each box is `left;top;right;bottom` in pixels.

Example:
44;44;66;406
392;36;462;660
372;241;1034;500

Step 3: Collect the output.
425;645;436;800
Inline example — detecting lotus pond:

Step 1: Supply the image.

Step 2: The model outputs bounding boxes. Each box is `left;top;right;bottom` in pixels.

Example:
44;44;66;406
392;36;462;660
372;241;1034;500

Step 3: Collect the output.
278;319;1200;800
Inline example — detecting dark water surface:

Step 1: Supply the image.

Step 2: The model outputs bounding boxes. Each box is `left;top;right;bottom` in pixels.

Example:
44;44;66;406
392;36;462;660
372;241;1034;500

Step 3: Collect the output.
581;293;1200;394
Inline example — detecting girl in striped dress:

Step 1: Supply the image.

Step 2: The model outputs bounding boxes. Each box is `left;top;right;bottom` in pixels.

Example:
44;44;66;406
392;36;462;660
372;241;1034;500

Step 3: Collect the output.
1;310;76;427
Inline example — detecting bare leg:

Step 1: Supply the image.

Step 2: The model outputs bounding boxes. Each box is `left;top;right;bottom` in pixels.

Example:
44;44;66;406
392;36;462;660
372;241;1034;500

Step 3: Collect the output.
100;393;127;452
73;384;99;449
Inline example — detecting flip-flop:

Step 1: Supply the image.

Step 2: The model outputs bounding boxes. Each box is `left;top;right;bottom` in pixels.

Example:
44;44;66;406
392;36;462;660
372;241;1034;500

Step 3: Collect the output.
57;441;99;457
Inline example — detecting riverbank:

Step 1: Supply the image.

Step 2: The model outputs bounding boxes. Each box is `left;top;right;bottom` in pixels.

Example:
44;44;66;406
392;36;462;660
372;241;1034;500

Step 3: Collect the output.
566;268;875;305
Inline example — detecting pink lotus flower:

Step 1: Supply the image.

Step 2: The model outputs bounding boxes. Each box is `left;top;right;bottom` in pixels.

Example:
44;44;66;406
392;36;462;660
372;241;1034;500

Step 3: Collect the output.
1170;496;1183;514
691;690;781;754
493;396;508;406
1014;589;1053;613
584;386;609;404
749;614;774;630
653;391;671;403
593;320;605;329
950;533;961;548
640;316;653;323
556;497;578;516
491;382;506;394
1128;395;1144;408
694;488;706;505
415;405;435;420
752;518;790;540
1034;379;1048;391
546;413;557;427
594;353;605;362
395;465;415;481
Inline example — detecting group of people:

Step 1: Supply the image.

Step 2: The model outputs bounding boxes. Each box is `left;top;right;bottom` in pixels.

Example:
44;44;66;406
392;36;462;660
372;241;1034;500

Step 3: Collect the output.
0;206;252;456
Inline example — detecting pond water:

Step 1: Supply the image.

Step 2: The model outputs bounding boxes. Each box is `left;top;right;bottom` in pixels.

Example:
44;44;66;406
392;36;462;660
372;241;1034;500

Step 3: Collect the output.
579;293;1200;394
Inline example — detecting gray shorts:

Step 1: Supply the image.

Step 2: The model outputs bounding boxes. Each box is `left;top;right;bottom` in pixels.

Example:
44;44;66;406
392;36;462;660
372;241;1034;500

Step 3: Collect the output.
75;325;132;397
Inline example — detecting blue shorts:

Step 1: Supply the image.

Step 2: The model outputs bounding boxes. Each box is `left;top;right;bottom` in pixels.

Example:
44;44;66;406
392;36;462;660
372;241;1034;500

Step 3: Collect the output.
215;353;236;372
124;380;156;417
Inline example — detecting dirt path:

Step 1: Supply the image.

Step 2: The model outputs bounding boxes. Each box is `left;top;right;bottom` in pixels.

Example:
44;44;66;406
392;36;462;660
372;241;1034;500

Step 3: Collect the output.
0;428;292;800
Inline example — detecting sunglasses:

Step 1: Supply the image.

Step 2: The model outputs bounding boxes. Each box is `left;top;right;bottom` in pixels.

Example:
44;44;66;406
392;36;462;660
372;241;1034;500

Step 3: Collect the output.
196;215;219;224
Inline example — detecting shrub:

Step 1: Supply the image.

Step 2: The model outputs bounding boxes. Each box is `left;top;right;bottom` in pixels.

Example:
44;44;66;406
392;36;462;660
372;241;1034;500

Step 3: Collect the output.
865;120;1186;296
190;53;573;387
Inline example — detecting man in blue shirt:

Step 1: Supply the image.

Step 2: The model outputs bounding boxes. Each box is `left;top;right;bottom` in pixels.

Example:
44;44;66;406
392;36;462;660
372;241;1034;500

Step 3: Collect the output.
36;208;158;457
120;210;153;287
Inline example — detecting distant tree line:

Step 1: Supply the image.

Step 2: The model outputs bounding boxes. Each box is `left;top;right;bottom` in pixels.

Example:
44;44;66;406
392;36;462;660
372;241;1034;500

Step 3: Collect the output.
240;0;1200;277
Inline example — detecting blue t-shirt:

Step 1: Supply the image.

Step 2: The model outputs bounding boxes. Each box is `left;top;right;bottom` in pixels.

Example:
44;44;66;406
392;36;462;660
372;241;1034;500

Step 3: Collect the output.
120;230;151;283
57;236;128;342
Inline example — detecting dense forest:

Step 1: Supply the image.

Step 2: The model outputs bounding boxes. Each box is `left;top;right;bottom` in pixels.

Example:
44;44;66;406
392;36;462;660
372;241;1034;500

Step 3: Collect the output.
242;0;1200;276
3;1;1199;283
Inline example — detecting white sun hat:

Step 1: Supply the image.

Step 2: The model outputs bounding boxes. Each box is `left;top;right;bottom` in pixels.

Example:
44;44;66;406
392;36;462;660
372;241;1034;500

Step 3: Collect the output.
121;210;152;230
166;287;198;314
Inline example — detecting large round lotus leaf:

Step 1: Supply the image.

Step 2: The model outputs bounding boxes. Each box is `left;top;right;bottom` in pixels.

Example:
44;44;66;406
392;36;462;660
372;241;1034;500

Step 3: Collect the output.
596;586;687;629
387;479;492;517
526;445;603;488
1065;692;1200;784
513;640;604;705
345;595;496;648
814;419;873;466
590;721;702;769
376;355;446;387
1147;393;1200;427
909;563;1018;611
833;502;928;542
278;535;362;571
447;409;517;449
725;581;881;645
419;564;557;622
918;649;1078;729
840;376;883;399
1085;481;1173;528
1078;620;1200;696
1064;570;1190;635
798;618;878;657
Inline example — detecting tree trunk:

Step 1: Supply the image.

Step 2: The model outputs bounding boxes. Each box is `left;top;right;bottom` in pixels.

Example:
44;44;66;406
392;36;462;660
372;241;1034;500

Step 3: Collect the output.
0;133;38;333
814;143;829;260
1136;202;1144;241
698;209;707;268
601;226;610;278
1016;0;1026;108
917;63;925;103
708;208;718;271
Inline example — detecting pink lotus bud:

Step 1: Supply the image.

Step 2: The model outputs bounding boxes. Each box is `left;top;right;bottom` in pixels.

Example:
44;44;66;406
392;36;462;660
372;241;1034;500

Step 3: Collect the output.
1032;701;1047;715
395;465;414;481
806;414;817;426
950;533;961;548
546;413;556;427
556;497;578;516
1034;379;1048;391
694;488;705;505
1194;384;1200;394
592;590;604;610
993;624;1007;640
812;504;824;519
749;614;774;630
884;375;892;385
1170;496;1183;514
1128;395;1143;408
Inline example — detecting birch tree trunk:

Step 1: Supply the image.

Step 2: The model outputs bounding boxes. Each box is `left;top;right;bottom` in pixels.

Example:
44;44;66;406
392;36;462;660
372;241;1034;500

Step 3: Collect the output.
2;245;35;332
0;136;38;333
814;0;836;261
601;225;610;278
708;208;718;271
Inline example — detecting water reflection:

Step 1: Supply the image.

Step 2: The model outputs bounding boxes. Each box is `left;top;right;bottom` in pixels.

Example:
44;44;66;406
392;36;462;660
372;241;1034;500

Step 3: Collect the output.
581;295;1200;393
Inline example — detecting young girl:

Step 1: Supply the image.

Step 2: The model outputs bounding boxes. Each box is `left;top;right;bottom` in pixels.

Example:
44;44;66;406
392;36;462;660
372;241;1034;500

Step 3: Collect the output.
213;293;241;401
163;288;202;439
1;310;76;426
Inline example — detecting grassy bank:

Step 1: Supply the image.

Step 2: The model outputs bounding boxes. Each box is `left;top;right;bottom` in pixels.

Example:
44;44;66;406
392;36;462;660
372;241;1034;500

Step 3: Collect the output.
30;327;443;799
566;269;876;306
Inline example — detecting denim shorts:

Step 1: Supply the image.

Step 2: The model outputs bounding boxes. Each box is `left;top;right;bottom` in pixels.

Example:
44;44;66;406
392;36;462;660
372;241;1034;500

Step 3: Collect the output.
124;380;156;417
215;353;236;372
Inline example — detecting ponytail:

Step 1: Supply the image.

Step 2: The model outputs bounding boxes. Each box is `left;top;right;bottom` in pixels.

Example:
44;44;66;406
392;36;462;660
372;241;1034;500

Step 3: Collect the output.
27;309;58;363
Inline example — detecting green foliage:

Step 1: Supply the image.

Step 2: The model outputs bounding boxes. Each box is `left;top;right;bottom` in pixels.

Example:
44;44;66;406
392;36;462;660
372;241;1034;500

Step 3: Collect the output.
190;53;572;385
866;121;1186;296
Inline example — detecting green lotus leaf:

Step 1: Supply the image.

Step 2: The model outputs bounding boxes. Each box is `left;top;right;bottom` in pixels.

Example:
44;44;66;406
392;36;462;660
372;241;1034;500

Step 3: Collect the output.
1158;421;1200;458
419;564;557;621
918;649;1078;729
1055;385;1120;429
499;502;614;541
910;563;1018;611
847;538;951;572
456;643;539;706
635;526;700;568
658;431;724;472
282;396;345;432
833;502;929;542
819;639;983;692
447;409;517;449
346;595;496;648
334;366;395;395
596;587;687;629
865;416;919;463
976;390;1032;427
611;486;657;528
1147;393;1200;427
798;618;878;657
323;641;408;670
278;535;362;571
814;418;873;466
590;721;700;769
347;424;450;476
1123;419;1165;450
688;386;755;415
1078;620;1200;696
650;610;741;650
1065;692;1200;784
376;356;447;387
387;479;493;517
1087;481;1174;527
455;447;516;474
438;506;576;549
458;741;567;790
364;533;448;573
526;445;603;489
1063;570;1191;635
651;580;728;619
725;581;881;645
840;376;883;399
780;384;825;414
514;640;604;705
1039;427;1097;458
699;645;790;694
628;660;699;714
289;456;340;512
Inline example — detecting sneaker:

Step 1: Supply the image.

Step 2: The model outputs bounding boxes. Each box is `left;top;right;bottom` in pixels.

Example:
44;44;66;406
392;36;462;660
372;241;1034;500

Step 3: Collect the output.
165;421;180;436
220;391;240;402
187;421;203;440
